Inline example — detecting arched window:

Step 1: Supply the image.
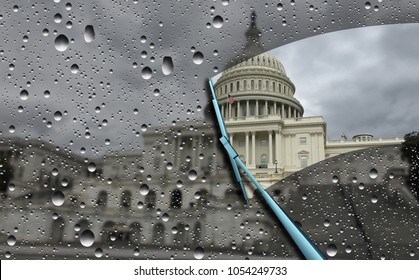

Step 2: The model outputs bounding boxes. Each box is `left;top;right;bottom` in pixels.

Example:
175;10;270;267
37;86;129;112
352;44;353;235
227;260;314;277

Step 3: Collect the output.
153;223;165;244
258;80;262;89
273;82;276;92
121;190;132;209
236;81;240;91
146;190;156;209
225;85;227;93
96;191;108;210
130;222;142;244
170;189;182;209
244;80;247;89
266;80;269;90
230;83;233;92
51;217;65;243
251;80;254;90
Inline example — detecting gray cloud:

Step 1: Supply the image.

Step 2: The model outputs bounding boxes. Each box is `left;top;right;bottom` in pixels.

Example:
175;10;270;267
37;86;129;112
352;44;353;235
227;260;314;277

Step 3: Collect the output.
272;23;419;139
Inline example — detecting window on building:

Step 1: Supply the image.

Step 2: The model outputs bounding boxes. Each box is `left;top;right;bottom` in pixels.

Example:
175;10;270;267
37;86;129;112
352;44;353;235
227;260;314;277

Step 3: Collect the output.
170;189;182;209
244;80;247;90
258;80;262;89
251;80;254;90
225;85;227;93
121;190;132;209
241;103;246;116
299;155;308;168
250;103;255;115
230;83;233;92
260;154;268;168
239;140;245;147
236;81;240;91
260;139;267;146
300;137;307;145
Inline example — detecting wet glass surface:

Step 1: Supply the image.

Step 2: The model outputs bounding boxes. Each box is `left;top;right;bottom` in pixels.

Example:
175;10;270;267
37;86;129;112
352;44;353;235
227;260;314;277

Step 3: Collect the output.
0;0;419;259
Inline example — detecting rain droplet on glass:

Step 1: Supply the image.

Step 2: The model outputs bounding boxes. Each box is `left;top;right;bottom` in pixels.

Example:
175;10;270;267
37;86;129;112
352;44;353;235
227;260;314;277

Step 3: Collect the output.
192;52;204;65
140;184;149;195
213;16;224;28
326;243;338;257
80;229;95;247
162;56;174;75
54;34;69;52
7;235;16;246
369;168;378;179
84;25;95;43
193;246;205;259
20;90;29;100
188;170;198;181
88;162;96;173
141;67;152;80
52;191;65;206
54;111;62;121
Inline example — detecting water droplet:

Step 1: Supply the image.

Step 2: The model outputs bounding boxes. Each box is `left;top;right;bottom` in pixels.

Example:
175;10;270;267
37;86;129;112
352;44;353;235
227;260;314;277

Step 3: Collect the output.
162;56;174;75
8;183;15;192
70;64;79;74
352;177;357;183
80;230;95;247
140;184;149;195
133;248;140;256
176;180;183;188
137;201;144;209
5;251;12;258
365;2;371;9
369;168;378;179
54;111;62;121
277;3;283;10
162;213;169;222
95;248;103;258
20;89;29;100
141;67;152;80
193;246;204;259
222;0;229;5
345;246;352;253
192;52;204;65
84;25;95;43
359;183;365;190
324;219;330;227
8;125;15;133
188;170;198;181
140;124;148;131
54;13;62;23
52;191;65;206
326;244;337;257
332;176;339;183
88;162;96;173
389;173;394;179
55;34;69;52
7;235;16;246
371;195;378;203
44;90;51;98
213;15;223;28
42;28;49;36
166;162;173;170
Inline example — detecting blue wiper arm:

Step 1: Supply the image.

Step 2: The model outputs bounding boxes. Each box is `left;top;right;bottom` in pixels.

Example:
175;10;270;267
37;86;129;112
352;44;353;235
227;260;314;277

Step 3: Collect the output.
209;79;248;203
209;79;326;260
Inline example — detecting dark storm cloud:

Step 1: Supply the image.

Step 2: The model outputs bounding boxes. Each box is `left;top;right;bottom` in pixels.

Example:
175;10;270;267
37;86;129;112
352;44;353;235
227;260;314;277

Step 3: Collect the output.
272;23;419;139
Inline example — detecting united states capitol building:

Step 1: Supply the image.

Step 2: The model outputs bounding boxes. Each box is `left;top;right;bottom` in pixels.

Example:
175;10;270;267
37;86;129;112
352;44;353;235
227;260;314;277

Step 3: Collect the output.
0;14;410;259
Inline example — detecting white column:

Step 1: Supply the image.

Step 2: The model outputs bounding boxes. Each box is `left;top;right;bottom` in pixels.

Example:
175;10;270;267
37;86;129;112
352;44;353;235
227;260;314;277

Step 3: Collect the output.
255;100;259;116
246;100;249;117
245;132;249;165
265;101;268;116
268;130;273;165
275;131;280;167
229;133;233;145
228;102;232;119
251;131;256;167
281;104;285;118
274;102;277;115
288;106;291;118
237;101;241;117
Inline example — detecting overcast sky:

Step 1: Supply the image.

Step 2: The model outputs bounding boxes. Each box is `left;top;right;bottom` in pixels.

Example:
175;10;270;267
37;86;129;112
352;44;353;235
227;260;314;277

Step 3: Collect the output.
271;23;419;140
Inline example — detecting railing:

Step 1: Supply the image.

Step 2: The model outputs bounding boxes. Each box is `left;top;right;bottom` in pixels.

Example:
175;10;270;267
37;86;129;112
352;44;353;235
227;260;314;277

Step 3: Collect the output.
327;137;403;144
